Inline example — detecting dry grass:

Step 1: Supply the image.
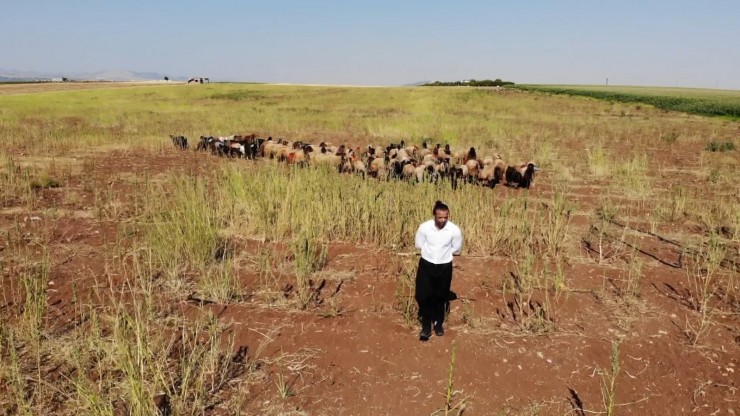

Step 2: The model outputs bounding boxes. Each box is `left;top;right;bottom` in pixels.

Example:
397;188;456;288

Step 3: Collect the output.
0;82;737;414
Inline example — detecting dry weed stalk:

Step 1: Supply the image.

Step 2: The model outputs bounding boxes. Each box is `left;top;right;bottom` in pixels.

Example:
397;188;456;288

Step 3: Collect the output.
684;231;727;345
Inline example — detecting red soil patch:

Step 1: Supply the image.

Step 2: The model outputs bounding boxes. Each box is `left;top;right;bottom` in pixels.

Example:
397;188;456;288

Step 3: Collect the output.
1;148;737;416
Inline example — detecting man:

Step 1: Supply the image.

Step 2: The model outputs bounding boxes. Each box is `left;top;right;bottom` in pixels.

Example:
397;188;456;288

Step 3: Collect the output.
414;200;463;341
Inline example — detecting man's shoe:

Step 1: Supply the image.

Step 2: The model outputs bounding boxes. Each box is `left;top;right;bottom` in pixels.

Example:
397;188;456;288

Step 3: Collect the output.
419;328;432;341
434;325;444;337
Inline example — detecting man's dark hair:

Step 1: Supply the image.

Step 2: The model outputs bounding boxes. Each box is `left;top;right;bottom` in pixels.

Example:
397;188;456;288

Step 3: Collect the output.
433;200;449;215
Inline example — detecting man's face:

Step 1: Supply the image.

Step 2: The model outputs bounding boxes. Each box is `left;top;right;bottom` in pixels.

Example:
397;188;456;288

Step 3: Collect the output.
434;209;449;230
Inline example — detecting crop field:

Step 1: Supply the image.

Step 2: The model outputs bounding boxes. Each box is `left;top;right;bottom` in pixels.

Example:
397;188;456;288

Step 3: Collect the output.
0;82;738;415
513;84;740;118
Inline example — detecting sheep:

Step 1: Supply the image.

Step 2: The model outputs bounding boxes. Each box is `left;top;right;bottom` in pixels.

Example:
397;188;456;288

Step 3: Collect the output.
464;159;482;183
195;136;211;151
276;143;296;161
368;153;387;179
207;137;225;156
421;153;437;165
451;164;469;190
505;162;540;189
401;160;417;181
414;160;440;183
419;141;432;158
364;145;376;158
348;149;367;179
224;138;251;158
396;148;411;160
434;158;452;184
286;144;313;167
338;150;355;174
246;137;265;160
266;141;291;160
170;135;188;150
389;158;415;180
491;155;507;186
311;151;343;169
403;144;418;158
477;157;496;187
318;142;340;155
431;144;451;162
451;148;467;161
260;137;275;157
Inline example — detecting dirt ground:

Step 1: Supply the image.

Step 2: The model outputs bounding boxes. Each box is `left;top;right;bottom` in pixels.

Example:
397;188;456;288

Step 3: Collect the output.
1;143;738;416
0;81;182;96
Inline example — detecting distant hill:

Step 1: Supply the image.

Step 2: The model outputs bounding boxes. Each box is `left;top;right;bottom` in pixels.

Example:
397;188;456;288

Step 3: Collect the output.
0;68;189;82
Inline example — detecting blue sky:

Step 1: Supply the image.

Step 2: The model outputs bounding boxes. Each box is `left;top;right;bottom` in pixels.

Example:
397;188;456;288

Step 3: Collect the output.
2;0;739;89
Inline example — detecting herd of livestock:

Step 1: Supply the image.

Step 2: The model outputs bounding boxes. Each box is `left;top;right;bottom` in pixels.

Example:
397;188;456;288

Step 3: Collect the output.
169;134;539;190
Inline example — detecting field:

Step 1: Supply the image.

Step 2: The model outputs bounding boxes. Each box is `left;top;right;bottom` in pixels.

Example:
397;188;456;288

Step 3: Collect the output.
513;84;740;118
0;82;738;415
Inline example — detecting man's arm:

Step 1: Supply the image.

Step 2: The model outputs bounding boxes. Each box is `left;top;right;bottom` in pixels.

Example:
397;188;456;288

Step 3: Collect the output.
451;228;463;256
415;224;425;251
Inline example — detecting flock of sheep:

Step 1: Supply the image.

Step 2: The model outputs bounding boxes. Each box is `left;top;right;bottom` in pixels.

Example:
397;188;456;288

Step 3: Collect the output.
170;134;539;190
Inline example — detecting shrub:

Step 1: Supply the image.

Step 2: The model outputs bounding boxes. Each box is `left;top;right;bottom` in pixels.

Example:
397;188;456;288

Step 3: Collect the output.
704;141;736;152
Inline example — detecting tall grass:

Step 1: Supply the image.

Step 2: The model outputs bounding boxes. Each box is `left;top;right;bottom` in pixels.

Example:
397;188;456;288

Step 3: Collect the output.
20;250;50;342
291;224;328;309
144;175;226;277
600;340;621;416
392;256;419;328
684;231;727;345
219;163;572;258
0;244;250;415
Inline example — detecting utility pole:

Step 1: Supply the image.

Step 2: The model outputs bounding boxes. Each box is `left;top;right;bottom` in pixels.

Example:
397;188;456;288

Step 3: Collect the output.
606;77;609;86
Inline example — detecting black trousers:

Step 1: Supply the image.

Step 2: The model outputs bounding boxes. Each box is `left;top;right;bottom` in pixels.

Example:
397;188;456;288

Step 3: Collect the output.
415;257;453;330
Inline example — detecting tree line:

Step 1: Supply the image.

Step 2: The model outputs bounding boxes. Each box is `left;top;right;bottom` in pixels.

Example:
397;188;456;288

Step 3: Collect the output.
422;78;515;87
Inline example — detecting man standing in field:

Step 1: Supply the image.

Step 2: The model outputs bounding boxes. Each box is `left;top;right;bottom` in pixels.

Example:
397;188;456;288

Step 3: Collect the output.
414;200;463;341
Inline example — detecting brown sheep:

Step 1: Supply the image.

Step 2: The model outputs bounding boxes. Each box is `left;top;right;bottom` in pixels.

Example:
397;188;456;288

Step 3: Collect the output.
414;161;437;183
286;145;313;166
464;159;482;182
259;137;274;157
477;155;507;187
401;161;417;181
368;153;387;179
477;157;496;187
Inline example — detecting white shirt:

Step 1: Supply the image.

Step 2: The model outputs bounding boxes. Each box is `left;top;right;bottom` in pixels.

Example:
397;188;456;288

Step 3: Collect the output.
415;219;463;264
